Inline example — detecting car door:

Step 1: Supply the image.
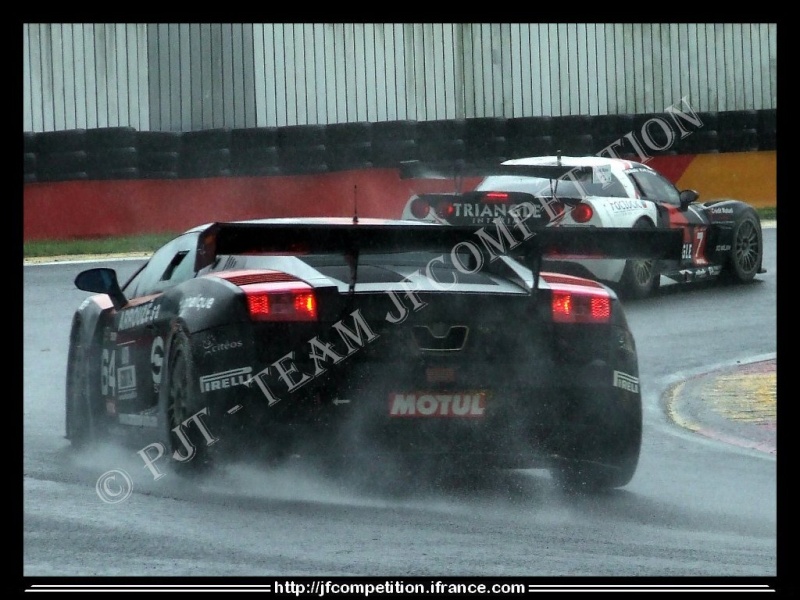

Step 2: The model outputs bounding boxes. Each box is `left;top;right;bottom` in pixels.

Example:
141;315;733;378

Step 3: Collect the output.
104;233;200;419
624;167;709;269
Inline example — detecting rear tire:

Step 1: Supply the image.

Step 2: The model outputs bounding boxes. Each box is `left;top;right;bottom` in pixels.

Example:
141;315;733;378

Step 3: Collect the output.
65;320;105;449
726;211;763;282
164;330;217;474
619;219;660;299
550;395;642;492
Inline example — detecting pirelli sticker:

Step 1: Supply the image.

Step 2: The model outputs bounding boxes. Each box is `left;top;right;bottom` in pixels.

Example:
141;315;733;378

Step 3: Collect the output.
613;370;640;394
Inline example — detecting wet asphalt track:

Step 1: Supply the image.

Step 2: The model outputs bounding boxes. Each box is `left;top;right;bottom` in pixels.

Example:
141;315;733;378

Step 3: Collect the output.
23;228;777;580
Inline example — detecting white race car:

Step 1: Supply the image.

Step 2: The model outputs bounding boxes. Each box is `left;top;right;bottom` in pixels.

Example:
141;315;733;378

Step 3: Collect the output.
400;155;765;298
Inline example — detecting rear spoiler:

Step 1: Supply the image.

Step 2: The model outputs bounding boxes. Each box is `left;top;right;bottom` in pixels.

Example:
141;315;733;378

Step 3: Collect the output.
195;221;682;279
399;159;594;181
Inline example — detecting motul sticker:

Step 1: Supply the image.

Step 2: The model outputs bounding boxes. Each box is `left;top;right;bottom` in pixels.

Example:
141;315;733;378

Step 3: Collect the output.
389;392;486;417
613;371;640;393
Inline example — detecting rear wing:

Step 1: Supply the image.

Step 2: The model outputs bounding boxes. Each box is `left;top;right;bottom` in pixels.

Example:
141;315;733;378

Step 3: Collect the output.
195;220;682;279
399;159;595;182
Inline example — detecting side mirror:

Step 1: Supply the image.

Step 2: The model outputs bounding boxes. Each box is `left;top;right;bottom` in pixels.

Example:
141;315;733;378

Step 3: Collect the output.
679;189;699;208
74;268;127;310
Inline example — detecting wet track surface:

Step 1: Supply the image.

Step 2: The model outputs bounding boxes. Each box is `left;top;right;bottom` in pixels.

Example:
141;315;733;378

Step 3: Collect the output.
23;229;777;579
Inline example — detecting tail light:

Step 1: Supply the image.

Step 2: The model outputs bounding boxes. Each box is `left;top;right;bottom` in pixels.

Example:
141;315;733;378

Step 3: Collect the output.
410;196;455;219
410;197;431;219
434;200;455;218
551;291;611;323
482;192;510;203
245;285;317;322
570;203;594;223
209;270;318;322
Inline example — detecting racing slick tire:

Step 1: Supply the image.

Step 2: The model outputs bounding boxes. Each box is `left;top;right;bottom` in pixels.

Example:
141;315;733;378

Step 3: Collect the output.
619;218;660;299
163;329;217;475
725;211;763;283
550;397;642;492
65;318;106;449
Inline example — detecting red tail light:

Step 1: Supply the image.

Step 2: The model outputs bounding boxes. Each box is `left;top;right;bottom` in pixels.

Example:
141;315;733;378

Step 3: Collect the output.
244;284;318;322
551;291;611;323
434;201;455;218
410;197;431;218
482;192;510;203
570;203;594;223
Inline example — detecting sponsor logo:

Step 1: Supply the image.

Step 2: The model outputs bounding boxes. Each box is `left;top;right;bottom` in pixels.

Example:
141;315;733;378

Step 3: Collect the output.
116;365;137;401
715;244;731;252
388;392;486;417
451;203;545;226
202;336;244;357
150;336;164;392
199;367;253;393
607;199;645;212
180;295;215;311
710;206;734;214
119;301;161;331
452;203;542;220
613;370;639;394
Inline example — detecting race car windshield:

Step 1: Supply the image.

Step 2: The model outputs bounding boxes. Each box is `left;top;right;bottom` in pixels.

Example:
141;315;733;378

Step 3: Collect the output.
476;174;628;198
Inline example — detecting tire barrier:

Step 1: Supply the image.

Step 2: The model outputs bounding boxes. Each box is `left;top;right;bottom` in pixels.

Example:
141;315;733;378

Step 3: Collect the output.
23;131;37;183
137;131;181;179
416;118;467;164
464;117;508;164
278;124;328;175
35;129;88;182
179;128;233;178
86;127;139;180
231;127;281;177
326;121;373;171
370;120;418;168
23;109;777;183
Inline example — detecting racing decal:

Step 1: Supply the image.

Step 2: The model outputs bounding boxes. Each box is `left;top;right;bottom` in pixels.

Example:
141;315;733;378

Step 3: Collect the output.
709;206;734;215
118;299;161;331
116;365;137;401
199;367;253;393
606;199;647;212
180;295;215;311
201;335;244;357
690;226;708;265
613;371;640;394
715;244;731;252
101;343;138;400
388;392;486;417
120;344;130;365
150;336;164;393
451;202;542;225
593;164;613;185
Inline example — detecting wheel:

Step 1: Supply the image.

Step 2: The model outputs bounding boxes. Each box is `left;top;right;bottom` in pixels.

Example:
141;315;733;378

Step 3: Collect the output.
550;394;642;492
619;218;660;299
65;320;105;449
726;211;763;282
164;330;217;473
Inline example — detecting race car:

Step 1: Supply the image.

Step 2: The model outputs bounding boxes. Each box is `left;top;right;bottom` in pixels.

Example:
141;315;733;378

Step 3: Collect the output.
66;216;681;491
400;155;765;298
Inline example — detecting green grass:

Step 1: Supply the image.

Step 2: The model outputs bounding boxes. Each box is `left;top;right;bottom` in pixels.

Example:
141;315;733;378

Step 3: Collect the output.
24;232;177;258
23;207;776;259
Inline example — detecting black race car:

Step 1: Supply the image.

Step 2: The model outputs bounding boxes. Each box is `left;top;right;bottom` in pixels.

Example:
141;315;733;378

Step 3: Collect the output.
66;215;681;490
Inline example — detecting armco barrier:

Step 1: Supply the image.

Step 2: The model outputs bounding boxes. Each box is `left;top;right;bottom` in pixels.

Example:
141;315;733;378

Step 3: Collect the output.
23;110;776;241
